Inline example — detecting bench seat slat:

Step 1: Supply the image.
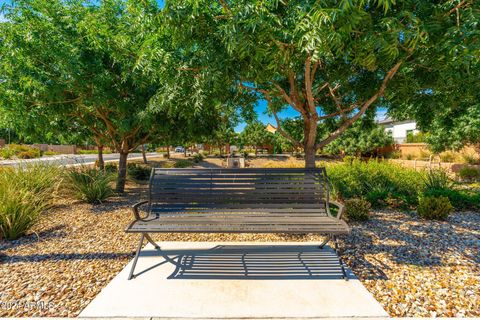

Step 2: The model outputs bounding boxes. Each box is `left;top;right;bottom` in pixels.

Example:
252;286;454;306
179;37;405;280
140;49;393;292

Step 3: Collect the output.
126;212;349;234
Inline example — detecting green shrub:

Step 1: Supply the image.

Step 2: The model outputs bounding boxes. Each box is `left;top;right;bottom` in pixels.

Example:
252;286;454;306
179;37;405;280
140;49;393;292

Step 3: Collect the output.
66;167;114;204
174;159;194;168
423;169;452;191
342;155;356;164
458;166;480;182
104;163;118;173
386;150;402;159
0;144;41;159
193;153;204;163
344;198;371;221
327;159;423;207
43;151;59;156
417;196;453;220
0;164;61;240
18;149;41;159
162;160;194;168
127;163;151;180
423;188;479;210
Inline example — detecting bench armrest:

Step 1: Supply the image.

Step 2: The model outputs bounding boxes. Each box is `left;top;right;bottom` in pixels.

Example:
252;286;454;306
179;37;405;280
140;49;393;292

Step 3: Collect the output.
132;201;149;220
329;200;345;220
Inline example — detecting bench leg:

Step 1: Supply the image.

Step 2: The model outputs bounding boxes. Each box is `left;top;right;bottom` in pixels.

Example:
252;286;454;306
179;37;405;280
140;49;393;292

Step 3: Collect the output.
128;233;145;280
318;235;331;249
144;233;161;250
333;235;348;281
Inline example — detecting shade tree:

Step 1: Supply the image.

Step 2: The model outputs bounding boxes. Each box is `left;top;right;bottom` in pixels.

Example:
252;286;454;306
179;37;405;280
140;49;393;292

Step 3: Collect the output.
165;0;480;168
0;0;235;191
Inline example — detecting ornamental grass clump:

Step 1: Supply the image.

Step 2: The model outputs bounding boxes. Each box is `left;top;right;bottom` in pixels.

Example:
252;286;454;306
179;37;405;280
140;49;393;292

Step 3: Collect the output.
423;169;452;191
66;167;114;204
0;164;61;240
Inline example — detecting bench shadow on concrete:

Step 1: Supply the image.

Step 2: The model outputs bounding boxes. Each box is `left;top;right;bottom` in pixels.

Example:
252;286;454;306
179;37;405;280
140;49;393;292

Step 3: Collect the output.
136;245;356;280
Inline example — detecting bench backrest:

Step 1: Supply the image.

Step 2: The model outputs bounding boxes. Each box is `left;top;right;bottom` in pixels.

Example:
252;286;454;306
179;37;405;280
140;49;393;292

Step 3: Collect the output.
148;168;330;212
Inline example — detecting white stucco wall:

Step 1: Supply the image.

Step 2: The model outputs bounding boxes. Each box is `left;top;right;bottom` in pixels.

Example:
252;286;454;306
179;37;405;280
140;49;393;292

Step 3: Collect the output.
383;121;418;143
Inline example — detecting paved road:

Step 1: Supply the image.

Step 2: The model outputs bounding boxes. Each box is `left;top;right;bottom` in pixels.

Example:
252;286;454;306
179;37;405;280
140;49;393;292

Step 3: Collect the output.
0;152;159;167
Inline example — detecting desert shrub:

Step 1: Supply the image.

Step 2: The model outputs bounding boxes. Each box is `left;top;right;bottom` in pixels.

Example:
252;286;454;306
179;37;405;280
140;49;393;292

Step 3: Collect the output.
417;196;453;220
174;159;194;168
192;153;204;163
18;149;41;159
342;155;356;164
104;163;118;173
43;151;59;156
439;151;457;163
127;163;151;180
423;169;452;191
386;150;402;159
418;149;432;159
66;167;114;204
458;166;480;182
0;144;41;159
327;159;423;207
344;198;371;221
461;153;480;165
162;159;194;168
0;164;61;240
423;188;479;210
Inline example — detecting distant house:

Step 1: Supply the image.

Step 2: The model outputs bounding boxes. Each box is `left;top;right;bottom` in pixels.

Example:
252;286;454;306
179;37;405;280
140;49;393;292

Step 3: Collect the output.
378;117;418;144
265;123;277;134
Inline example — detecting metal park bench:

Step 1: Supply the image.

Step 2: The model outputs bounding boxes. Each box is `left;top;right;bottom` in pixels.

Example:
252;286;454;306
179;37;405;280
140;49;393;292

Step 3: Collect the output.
125;168;350;280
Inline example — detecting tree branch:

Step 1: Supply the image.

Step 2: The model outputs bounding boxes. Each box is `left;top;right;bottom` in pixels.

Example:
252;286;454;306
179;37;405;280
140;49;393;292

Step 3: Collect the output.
317;104;358;120
272;110;302;149
28;97;82;107
447;0;469;15
316;61;403;149
273;83;306;116
239;83;268;94
218;0;231;15
264;93;302;149
328;84;345;117
304;55;318;118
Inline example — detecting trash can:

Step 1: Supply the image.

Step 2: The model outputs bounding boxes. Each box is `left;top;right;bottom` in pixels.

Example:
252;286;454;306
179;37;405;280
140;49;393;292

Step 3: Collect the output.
226;156;245;168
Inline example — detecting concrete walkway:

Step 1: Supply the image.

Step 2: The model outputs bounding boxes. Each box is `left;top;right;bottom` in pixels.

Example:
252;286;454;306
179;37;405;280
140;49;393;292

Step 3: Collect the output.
80;241;387;318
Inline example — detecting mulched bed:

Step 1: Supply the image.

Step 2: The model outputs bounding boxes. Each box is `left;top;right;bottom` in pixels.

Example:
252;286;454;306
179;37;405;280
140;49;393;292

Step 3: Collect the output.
0;188;478;317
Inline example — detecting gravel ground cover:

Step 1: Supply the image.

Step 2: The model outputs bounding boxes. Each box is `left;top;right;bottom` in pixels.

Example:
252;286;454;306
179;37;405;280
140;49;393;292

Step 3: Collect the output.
0;184;478;317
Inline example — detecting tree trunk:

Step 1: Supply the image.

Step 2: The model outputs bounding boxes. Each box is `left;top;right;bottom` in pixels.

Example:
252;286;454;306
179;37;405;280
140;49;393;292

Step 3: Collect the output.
141;144;147;164
303;118;317;168
166;146;170;158
116;151;128;193
184;147;187;158
97;145;105;170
